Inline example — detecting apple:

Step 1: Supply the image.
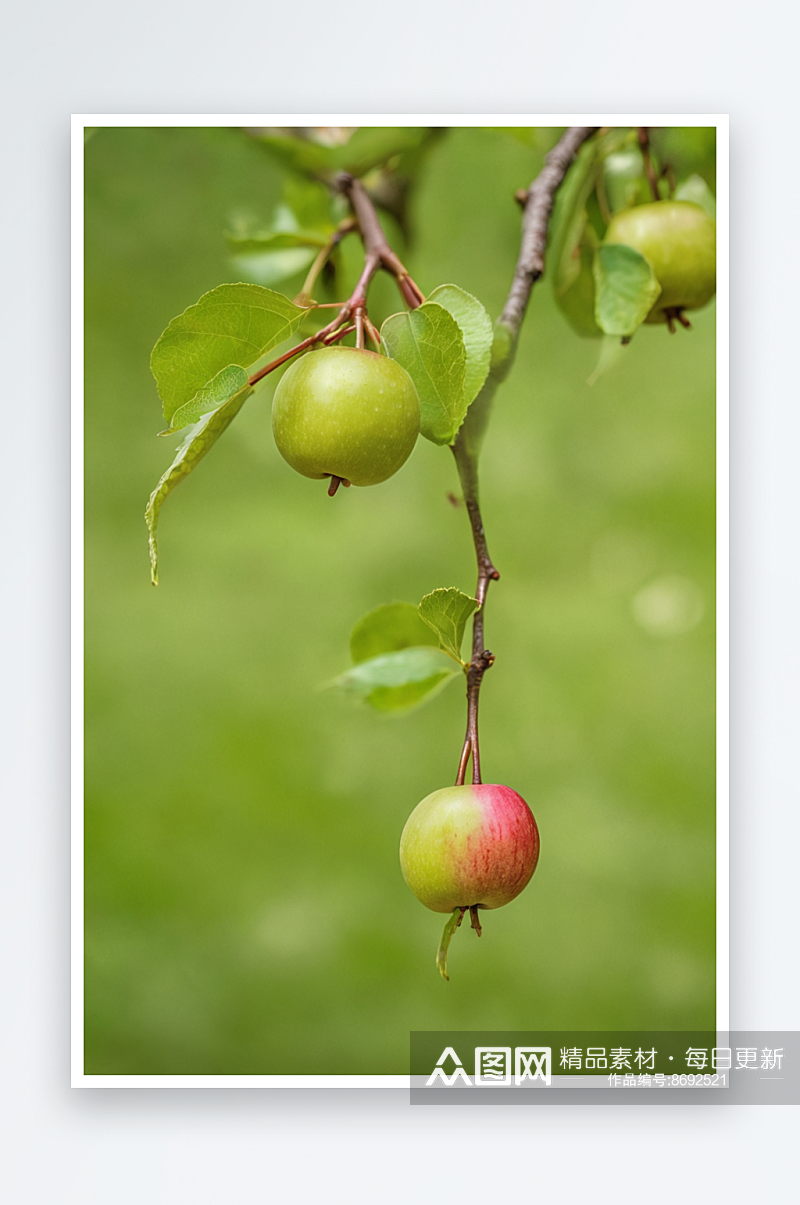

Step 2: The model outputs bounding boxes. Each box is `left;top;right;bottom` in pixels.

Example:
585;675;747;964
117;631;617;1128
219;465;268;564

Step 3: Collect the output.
400;783;539;911
603;200;716;324
272;346;420;489
400;784;540;979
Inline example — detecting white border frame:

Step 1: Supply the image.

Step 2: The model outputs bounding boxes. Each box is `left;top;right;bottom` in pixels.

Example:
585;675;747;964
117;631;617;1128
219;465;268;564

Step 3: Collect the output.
72;114;729;1087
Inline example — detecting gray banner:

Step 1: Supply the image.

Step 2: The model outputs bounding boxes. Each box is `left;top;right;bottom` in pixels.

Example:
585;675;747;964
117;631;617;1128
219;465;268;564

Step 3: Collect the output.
410;1032;798;1105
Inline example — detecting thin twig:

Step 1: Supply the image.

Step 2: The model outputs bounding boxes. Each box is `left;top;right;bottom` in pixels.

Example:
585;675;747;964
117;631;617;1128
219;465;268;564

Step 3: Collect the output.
294;217;357;307
248;333;319;387
336;174;425;309
500;126;598;337
637;127;661;202
249;177;424;391
323;323;357;345
453;126;597;785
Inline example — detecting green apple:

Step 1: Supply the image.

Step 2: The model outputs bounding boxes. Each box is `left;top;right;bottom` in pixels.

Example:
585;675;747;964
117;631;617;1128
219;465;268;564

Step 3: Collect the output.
603;200;716;324
400;784;540;913
272;346;420;487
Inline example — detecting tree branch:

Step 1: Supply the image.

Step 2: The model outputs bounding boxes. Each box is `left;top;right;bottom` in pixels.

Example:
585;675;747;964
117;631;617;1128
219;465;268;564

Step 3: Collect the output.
500;125;598;338
453;125;598;786
248;180;425;390
335;174;425;309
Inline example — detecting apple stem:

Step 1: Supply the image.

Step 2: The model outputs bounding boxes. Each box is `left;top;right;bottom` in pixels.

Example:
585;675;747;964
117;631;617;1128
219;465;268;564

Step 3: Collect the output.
436;908;466;981
247;320;354;390
354;305;366;350
364;315;382;349
468;905;483;937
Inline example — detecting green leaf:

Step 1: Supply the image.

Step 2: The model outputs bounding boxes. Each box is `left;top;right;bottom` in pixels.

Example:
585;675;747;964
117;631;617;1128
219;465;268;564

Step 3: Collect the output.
150;284;305;424
167;364;250;432
427;285;492;406
548;140;602;296
257;134;338;177
145;388;252;585
593;244;662;338
282;178;334;230
330;646;460;713
350;602;438;663
587;334;630;386
224;229;329;255
490;320;514;372
650;127;717;191
549;129;636;296
418;588;479;663
337;126;429;175
229;248;318;287
489;127;560;151
256;127;430;180
381;303;467;446
554;230;602;339
367;677;457;712
436;907;464;981
602;148;650;214
674;173;716;218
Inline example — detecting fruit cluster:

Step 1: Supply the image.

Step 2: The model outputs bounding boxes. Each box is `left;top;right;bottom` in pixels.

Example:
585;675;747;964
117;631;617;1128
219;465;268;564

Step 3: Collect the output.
271;347;541;979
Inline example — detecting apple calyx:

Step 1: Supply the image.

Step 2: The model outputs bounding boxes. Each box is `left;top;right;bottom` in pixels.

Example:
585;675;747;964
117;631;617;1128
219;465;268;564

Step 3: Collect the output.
436;904;484;981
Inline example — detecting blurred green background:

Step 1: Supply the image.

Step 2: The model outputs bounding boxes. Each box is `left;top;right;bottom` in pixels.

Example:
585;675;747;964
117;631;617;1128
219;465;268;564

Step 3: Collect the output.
84;126;716;1074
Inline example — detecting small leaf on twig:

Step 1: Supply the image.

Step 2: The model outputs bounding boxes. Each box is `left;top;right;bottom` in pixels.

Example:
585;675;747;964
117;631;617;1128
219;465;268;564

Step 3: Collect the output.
150;284;305;424
329;647;459;713
418;588;479;663
427;285;492;406
350;602;439;664
145;388;251;585
381;303;467;446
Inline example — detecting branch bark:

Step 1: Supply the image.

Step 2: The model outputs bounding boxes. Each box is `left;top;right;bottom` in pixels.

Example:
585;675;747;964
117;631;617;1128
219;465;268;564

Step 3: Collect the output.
500;125;598;338
453;125;598;786
336;174;425;309
248;178;425;390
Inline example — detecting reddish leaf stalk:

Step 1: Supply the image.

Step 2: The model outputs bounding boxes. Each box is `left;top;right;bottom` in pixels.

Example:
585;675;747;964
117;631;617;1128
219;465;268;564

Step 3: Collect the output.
248;175;424;391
